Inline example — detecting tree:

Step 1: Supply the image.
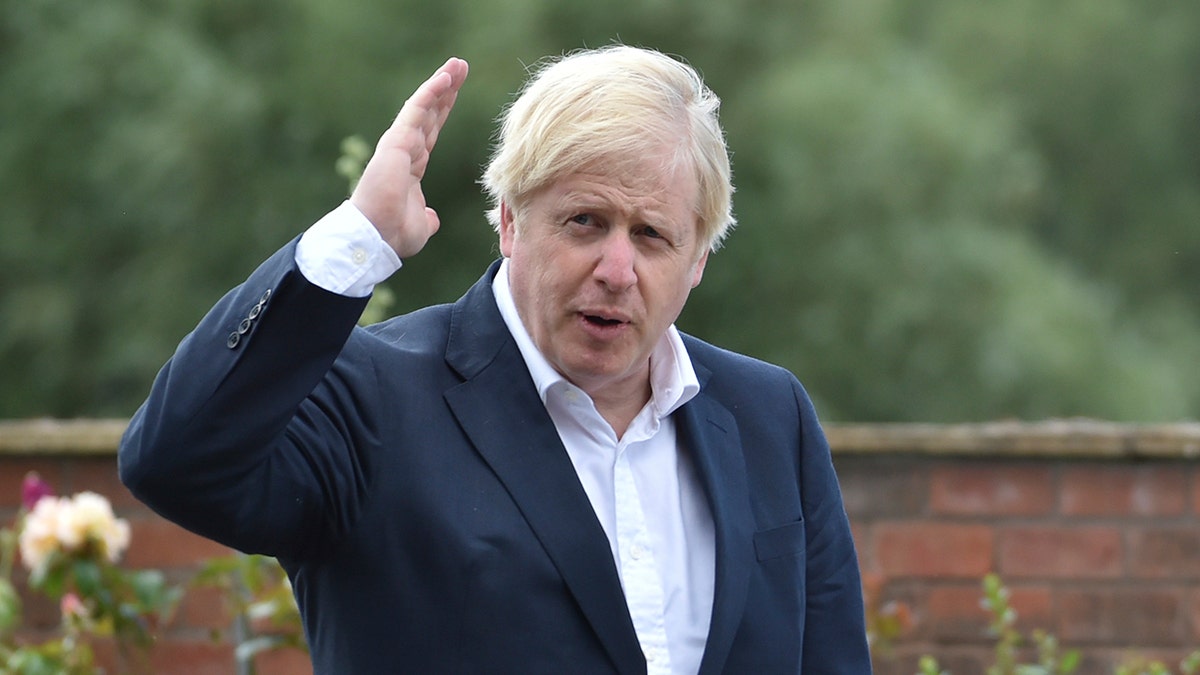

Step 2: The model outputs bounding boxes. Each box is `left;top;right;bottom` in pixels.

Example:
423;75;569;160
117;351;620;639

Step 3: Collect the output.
2;0;1197;421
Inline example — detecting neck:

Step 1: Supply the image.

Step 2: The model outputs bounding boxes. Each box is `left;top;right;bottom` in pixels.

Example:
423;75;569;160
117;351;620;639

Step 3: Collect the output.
588;378;652;440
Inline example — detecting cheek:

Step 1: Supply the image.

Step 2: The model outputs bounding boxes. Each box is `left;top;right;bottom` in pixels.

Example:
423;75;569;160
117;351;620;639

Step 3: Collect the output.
644;280;691;325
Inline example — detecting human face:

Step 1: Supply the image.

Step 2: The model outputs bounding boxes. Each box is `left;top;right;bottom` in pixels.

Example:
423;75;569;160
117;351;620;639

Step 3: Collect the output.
499;152;709;404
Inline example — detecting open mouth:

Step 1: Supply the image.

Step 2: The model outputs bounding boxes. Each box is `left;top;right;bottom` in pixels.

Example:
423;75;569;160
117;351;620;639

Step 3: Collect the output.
584;315;623;327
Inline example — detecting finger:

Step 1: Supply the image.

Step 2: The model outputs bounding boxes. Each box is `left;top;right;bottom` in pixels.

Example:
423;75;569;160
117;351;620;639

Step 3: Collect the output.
436;57;469;91
398;59;463;140
422;87;460;153
398;58;468;132
412;61;468;151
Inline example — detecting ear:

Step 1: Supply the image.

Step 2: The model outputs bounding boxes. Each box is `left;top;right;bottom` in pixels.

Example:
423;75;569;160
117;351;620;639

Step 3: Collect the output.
690;248;709;288
498;201;516;257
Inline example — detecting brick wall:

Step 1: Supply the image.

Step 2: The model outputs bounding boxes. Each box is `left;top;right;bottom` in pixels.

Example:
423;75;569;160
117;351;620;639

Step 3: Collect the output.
834;421;1200;674
0;421;310;675
2;419;1198;674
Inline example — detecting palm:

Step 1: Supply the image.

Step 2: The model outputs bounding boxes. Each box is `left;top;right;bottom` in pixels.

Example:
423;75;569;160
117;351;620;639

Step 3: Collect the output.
351;58;469;259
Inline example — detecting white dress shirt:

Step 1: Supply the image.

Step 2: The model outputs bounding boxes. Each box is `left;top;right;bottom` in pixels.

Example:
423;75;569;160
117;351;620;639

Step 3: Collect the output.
295;200;402;298
296;203;717;674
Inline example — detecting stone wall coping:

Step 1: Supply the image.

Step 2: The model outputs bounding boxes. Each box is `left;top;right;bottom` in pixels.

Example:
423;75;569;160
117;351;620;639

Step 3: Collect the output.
826;419;1200;459
2;418;1199;459
0;419;131;455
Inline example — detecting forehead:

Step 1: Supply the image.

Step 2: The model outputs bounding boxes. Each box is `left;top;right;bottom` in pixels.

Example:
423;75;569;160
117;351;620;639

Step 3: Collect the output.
546;154;700;220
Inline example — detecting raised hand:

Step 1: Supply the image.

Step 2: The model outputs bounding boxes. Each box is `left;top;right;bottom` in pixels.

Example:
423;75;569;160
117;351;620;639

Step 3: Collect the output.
350;57;469;259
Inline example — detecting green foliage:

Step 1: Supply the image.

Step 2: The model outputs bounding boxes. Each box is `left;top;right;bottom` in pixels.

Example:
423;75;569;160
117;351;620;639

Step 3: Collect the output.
335;135;372;196
334;133;396;327
0;476;181;674
901;574;1200;675
193;553;305;671
1116;652;1200;675
918;655;950;675
978;573;1080;675
2;0;1199;421
863;571;913;659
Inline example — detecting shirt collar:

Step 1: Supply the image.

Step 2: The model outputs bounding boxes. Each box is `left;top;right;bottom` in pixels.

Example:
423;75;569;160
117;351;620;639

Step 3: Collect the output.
491;258;700;419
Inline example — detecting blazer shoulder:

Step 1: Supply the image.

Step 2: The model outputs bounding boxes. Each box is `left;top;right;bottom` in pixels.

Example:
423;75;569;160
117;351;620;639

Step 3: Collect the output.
355;303;454;354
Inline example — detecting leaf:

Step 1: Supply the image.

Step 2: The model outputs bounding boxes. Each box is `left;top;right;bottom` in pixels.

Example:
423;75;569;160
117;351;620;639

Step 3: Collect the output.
70;559;102;598
0;578;23;634
1059;650;1082;674
128;569;167;606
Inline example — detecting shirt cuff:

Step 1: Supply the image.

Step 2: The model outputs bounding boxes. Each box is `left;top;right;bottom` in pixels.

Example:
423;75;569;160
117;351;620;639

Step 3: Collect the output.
295;201;402;298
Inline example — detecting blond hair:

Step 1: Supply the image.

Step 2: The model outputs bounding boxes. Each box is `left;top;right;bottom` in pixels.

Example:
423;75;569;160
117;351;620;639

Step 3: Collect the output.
481;45;736;251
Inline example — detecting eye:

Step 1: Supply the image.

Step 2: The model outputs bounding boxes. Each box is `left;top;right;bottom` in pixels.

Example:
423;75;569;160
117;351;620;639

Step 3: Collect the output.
569;213;596;227
638;225;675;247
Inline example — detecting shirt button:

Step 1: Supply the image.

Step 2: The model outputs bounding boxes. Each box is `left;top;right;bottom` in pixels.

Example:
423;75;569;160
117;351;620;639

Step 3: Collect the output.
631;545;645;560
351;247;368;265
646;650;656;663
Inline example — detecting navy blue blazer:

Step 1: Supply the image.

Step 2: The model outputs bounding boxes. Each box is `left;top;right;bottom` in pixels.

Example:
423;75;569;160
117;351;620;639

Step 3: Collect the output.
119;241;870;674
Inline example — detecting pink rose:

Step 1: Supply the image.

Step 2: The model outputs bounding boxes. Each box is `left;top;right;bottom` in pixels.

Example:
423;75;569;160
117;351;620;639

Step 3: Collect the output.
21;472;54;512
61;592;87;620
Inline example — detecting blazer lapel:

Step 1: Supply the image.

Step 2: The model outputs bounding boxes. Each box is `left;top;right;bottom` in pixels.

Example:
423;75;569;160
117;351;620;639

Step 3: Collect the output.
676;370;756;675
441;263;646;674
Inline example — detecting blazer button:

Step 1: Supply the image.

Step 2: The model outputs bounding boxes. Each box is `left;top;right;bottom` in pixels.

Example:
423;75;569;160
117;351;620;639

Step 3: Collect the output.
226;332;241;349
260;289;273;304
248;302;263;319
238;318;253;334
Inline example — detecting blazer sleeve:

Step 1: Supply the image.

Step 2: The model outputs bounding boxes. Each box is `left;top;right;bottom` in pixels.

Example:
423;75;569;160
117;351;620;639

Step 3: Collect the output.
794;380;873;673
119;239;378;559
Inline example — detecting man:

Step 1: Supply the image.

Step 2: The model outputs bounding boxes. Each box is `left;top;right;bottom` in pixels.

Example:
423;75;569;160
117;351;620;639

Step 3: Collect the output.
120;46;870;673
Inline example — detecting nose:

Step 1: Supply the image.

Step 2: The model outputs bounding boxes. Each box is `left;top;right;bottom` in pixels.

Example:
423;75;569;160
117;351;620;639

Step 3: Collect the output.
593;232;637;291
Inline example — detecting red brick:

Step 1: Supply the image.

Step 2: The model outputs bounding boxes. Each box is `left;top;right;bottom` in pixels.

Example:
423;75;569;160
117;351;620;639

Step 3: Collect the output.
875;522;993;578
882;646;988;675
924;585;990;641
992;583;1052;633
91;638;221;675
15;581;60;631
1062;465;1186;516
930;464;1054;516
123;516;232;569
837;457;928;518
146;639;235;675
0;459;67;509
1057;588;1185;646
1191;587;1200;642
65;456;144;509
1194;464;1200;515
998;526;1122;579
870;650;925;675
1128;528;1200;579
177;585;234;633
850;521;874;574
924;583;1052;642
256;647;314;675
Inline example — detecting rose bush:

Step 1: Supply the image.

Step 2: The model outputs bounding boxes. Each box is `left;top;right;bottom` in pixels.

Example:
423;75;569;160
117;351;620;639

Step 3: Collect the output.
0;473;180;674
19;491;131;573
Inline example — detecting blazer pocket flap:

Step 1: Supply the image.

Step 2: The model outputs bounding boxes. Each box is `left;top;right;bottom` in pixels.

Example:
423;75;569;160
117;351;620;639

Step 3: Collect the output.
753;520;806;561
